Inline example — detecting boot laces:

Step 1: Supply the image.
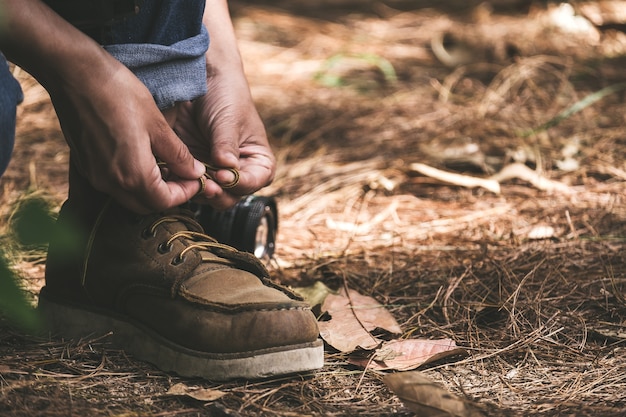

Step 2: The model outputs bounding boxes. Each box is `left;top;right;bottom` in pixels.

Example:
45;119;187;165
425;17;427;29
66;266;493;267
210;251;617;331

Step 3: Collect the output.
146;212;268;278
146;214;233;265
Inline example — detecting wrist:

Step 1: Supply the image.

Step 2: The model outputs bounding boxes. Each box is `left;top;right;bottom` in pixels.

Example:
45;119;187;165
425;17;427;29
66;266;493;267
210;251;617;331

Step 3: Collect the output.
202;0;244;77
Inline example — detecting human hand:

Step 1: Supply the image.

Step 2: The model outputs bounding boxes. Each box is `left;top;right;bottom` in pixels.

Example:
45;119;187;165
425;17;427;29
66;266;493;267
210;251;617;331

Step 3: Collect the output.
173;73;276;210
0;0;206;214
163;0;275;211
50;62;206;214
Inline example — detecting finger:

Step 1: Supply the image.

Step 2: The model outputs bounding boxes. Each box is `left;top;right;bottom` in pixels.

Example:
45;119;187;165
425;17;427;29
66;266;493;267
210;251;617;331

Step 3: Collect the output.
204;164;240;189
232;153;275;194
209;139;240;168
120;164;203;214
191;171;243;210
207;119;242;170
151;122;206;181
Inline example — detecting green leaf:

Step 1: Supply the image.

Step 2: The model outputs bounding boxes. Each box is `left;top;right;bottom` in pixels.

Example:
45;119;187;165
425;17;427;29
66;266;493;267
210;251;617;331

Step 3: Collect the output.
522;82;626;136
0;251;41;332
314;53;397;88
10;196;57;247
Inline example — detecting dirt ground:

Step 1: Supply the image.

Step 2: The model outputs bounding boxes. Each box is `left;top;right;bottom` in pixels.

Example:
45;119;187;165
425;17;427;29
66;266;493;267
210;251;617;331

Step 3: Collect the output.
1;1;625;416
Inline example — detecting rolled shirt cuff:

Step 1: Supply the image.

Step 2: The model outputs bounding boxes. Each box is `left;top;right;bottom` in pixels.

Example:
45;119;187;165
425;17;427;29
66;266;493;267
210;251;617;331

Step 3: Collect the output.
104;25;209;109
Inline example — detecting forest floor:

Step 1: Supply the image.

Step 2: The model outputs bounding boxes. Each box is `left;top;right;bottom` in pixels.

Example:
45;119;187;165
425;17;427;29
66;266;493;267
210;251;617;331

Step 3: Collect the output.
1;1;625;416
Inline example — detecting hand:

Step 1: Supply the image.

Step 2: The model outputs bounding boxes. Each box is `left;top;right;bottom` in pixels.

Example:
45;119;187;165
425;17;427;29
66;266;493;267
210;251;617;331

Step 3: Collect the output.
168;0;275;211
0;0;206;214
50;63;206;214
173;71;275;210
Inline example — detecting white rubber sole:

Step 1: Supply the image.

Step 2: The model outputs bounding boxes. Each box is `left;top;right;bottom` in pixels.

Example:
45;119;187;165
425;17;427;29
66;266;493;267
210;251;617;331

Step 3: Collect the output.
38;295;324;381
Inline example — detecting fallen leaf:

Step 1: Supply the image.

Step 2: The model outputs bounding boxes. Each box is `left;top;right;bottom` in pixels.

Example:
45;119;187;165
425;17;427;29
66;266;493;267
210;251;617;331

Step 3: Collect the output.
330;288;402;334
318;288;401;352
165;383;226;402
384;371;486;417
292;281;336;308
318;311;380;352
349;338;468;371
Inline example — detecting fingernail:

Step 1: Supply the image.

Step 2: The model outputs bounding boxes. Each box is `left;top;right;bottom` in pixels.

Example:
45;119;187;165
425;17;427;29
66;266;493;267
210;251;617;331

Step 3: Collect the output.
193;159;206;177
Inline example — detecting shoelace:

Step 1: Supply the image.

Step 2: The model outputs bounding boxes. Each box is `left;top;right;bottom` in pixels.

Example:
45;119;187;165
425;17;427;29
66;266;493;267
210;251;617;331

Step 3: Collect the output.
147;214;239;267
144;212;271;297
144;212;270;283
157;160;240;194
82;200;268;290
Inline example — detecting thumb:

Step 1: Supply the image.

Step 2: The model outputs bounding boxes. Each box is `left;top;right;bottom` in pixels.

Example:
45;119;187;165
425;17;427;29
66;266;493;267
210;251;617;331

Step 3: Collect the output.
208;116;241;170
210;136;240;170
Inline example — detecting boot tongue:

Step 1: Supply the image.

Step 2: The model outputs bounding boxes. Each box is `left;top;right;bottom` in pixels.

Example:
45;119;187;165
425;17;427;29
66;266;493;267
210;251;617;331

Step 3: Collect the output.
158;206;205;234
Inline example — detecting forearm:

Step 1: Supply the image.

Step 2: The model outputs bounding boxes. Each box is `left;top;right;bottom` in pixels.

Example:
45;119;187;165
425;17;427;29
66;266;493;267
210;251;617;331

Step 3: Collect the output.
0;0;122;93
202;0;244;76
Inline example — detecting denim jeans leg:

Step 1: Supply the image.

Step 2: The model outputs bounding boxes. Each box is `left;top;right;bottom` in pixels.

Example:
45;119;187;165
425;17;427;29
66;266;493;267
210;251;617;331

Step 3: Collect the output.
104;26;209;110
103;0;210;109
0;54;24;177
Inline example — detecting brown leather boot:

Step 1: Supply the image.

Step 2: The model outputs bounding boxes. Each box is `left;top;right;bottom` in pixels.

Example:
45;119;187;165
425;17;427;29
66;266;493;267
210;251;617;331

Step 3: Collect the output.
39;165;323;380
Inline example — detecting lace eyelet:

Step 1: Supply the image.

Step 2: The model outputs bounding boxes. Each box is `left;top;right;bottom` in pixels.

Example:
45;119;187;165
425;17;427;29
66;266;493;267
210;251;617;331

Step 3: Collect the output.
158;242;172;254
141;228;156;239
171;255;185;266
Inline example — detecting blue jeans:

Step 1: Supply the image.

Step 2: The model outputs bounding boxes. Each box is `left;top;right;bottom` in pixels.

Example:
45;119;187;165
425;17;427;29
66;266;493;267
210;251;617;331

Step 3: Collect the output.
0;0;208;177
104;0;209;109
0;56;23;176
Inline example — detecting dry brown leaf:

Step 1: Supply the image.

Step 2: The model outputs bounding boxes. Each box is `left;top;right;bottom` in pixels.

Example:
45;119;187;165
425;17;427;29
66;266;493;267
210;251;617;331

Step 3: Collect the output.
338;288;403;334
349;338;468;371
318;288;402;352
318;322;379;352
384;371;486;417
165;383;226;402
